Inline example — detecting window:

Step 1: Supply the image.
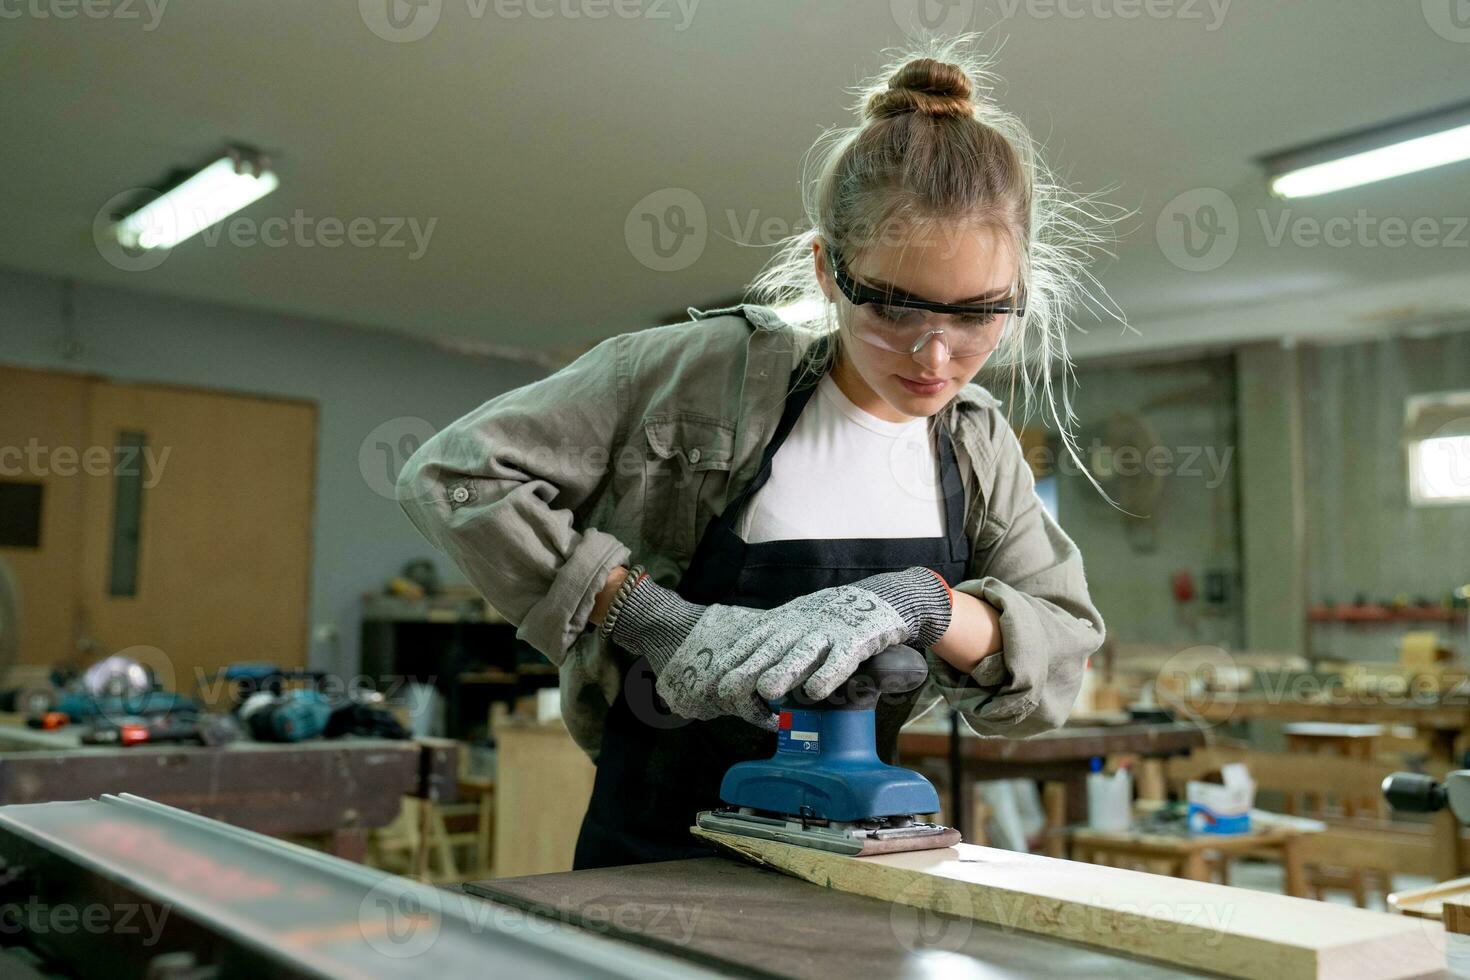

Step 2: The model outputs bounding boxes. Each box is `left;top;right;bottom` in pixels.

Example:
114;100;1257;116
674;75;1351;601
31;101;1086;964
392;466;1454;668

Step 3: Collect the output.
0;481;43;548
1405;392;1470;506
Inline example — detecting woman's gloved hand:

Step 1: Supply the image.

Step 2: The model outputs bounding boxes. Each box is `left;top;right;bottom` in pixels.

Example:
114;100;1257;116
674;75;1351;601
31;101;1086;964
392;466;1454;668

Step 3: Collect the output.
608;566;952;729
605;573;777;728
712;567;954;706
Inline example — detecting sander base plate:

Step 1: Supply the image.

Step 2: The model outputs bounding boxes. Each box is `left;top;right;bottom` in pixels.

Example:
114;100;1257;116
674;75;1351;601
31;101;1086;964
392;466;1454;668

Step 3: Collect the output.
695;807;961;856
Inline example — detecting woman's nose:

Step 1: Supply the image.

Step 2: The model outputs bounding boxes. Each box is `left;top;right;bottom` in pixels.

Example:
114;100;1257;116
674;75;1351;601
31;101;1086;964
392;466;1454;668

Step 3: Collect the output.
910;330;950;369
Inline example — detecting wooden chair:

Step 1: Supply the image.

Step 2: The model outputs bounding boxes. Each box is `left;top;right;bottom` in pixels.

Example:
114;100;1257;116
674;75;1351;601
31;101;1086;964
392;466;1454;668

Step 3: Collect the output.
1166;747;1437;907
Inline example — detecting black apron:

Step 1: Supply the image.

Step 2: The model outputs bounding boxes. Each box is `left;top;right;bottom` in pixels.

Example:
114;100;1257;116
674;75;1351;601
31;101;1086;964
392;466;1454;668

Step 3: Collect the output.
573;338;972;870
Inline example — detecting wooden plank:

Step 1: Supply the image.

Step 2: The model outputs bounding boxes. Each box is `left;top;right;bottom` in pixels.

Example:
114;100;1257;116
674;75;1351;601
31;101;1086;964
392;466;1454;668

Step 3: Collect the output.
691;827;1445;980
1389;875;1470;920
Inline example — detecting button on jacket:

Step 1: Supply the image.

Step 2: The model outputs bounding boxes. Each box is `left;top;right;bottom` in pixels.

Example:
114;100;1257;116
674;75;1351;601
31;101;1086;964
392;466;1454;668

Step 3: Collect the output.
395;303;1106;761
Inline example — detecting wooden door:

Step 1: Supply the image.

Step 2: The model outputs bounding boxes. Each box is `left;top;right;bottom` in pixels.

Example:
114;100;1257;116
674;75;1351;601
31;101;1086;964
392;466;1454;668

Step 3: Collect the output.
0;366;93;665
0;366;317;690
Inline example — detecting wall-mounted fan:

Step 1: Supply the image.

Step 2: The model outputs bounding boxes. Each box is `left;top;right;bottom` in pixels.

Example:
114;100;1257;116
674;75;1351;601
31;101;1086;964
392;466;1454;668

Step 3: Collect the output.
1080;411;1166;551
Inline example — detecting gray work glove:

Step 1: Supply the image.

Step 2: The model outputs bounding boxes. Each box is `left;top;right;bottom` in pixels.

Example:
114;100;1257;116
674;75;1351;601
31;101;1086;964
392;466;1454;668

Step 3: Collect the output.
607;573;776;728
712;567;954;706
610;567;952;730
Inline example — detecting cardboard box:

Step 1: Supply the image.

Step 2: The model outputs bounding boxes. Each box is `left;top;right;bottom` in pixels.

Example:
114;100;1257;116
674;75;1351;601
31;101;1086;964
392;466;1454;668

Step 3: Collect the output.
1187;762;1255;834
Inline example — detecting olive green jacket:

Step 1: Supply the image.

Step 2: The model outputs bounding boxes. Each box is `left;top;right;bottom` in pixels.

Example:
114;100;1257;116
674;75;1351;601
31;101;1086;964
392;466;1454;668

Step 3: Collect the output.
396;304;1105;761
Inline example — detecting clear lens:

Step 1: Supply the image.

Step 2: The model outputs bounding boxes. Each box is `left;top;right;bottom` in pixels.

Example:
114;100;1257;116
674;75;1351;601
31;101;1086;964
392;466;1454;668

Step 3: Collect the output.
855;307;1005;358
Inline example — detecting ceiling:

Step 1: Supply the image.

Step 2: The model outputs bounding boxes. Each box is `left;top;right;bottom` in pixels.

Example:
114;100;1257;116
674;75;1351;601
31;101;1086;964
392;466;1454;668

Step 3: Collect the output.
3;0;1469;364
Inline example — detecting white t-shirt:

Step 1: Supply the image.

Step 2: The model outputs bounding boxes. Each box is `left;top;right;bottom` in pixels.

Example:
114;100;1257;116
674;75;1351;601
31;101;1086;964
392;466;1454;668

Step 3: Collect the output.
734;373;946;543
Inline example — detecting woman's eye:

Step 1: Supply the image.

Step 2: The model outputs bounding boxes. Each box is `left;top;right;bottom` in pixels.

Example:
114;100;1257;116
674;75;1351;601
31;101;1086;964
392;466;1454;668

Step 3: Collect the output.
874;305;920;326
957;313;998;328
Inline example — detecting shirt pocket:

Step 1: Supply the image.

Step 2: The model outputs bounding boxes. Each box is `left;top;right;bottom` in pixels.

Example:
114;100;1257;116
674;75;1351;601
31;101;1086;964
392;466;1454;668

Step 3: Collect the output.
640;413;735;558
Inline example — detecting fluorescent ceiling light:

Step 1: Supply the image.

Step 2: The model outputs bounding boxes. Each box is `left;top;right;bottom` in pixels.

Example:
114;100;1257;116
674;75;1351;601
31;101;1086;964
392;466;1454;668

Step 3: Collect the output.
115;150;279;250
1262;100;1470;199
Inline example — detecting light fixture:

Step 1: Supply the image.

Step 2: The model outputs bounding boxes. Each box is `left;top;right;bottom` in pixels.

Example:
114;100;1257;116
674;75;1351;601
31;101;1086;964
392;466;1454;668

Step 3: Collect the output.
1261;100;1470;199
114;148;279;250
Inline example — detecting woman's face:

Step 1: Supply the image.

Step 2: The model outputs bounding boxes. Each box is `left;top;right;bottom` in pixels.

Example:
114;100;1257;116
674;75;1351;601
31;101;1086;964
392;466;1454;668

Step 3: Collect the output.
814;225;1018;423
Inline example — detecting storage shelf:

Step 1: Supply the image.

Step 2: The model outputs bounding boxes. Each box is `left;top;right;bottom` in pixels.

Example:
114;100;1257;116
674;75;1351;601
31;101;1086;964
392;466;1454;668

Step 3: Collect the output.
1308;604;1466;624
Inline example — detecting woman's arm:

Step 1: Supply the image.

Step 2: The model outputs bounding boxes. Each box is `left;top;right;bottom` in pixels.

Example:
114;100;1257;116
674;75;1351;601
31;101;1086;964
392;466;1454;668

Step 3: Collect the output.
929;590;1004;672
395;334;633;663
589;565;629;627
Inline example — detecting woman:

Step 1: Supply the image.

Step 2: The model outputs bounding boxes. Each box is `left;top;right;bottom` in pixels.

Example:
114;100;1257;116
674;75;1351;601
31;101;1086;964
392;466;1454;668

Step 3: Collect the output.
397;37;1111;871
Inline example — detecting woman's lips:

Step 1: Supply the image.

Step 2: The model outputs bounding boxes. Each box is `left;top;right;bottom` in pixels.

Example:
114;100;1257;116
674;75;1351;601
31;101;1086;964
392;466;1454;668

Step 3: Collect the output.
897;375;948;395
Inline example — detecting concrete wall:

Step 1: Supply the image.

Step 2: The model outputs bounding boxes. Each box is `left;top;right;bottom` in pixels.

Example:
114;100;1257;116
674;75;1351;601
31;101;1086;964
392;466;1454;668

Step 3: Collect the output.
1037;354;1246;650
1236;343;1308;656
1049;327;1470;662
0;266;545;676
1301;329;1470;662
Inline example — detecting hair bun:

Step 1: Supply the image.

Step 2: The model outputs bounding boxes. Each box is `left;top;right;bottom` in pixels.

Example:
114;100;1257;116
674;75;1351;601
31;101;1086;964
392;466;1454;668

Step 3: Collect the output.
864;57;974;121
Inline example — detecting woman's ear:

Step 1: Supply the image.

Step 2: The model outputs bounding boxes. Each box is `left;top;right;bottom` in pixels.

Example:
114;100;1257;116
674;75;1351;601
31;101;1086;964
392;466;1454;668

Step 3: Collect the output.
812;240;837;305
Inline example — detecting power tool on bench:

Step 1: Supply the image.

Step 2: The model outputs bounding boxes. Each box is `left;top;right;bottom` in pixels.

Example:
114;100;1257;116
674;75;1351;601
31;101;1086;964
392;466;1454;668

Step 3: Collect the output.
696;643;962;856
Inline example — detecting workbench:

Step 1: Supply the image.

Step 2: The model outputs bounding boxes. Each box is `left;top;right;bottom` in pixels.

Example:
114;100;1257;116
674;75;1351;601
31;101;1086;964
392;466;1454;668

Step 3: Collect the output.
1191;695;1470;764
3;793;1469;979
0;724;457;859
464;856;1217;978
899;720;1207;839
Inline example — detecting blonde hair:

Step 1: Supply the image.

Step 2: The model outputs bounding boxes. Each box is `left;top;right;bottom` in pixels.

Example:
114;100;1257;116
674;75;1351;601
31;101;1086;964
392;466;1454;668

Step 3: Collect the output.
747;33;1127;484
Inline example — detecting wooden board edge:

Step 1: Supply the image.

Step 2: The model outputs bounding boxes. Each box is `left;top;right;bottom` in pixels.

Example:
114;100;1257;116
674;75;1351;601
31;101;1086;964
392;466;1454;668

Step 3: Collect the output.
691;826;1445;980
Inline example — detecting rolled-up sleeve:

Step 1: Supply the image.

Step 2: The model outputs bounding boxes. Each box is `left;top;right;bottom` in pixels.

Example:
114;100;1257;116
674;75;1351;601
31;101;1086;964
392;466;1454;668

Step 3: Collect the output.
395;334;633;663
927;417;1105;737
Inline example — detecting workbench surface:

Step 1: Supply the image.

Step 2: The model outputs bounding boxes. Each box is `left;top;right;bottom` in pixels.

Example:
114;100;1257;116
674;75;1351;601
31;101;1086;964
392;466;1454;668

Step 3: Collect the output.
0;724;458;858
464;857;1218;978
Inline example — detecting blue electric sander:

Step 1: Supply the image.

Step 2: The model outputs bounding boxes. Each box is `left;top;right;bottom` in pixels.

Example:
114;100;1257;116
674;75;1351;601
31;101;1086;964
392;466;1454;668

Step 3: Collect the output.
695;644;962;856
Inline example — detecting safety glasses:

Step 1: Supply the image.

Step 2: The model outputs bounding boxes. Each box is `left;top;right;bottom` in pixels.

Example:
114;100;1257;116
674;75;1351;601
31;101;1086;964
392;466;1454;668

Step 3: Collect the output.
828;247;1024;359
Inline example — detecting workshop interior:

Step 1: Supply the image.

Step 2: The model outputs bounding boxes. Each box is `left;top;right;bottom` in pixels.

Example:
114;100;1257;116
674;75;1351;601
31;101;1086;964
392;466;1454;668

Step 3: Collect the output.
2;3;1470;978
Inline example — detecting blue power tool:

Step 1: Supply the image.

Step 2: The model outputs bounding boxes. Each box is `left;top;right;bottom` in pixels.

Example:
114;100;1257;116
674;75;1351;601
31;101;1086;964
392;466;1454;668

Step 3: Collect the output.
696;644;962;856
239;689;332;742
